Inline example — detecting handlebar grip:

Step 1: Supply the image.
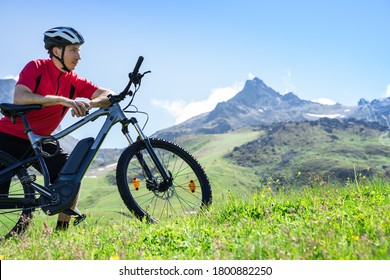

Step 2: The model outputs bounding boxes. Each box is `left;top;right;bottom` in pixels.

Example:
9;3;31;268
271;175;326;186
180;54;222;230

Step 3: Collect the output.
132;56;144;75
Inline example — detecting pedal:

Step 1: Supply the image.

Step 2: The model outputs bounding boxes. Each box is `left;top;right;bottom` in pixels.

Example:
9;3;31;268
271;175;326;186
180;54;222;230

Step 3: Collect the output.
73;214;87;226
62;208;87;226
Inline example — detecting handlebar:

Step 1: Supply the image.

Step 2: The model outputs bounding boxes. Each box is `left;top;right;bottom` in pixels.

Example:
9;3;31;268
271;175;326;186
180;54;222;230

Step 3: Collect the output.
109;56;150;104
131;56;144;77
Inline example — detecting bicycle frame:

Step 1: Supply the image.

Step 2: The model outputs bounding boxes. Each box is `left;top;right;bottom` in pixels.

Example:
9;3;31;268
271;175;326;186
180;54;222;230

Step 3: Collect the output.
0;100;170;201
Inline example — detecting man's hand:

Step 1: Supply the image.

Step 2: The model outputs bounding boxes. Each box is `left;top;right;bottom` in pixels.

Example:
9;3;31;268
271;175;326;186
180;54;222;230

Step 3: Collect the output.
69;100;90;117
89;88;112;109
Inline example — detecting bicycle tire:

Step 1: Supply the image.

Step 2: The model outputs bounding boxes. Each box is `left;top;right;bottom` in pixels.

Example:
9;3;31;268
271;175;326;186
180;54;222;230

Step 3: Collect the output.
116;138;212;222
0;151;34;239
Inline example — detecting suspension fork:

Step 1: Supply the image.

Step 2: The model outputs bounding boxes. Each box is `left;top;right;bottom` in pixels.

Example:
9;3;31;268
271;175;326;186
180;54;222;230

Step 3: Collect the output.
121;117;172;183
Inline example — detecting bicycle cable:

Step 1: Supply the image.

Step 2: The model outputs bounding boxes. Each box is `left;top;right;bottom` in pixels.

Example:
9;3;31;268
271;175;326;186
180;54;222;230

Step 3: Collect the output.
124;104;150;130
122;78;151;130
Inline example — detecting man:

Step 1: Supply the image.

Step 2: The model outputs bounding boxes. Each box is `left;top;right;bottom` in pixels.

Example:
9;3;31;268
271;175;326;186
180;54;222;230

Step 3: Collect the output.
0;26;112;230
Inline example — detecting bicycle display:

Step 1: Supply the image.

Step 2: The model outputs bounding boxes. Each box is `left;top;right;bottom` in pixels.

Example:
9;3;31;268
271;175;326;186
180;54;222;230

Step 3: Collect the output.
0;56;212;238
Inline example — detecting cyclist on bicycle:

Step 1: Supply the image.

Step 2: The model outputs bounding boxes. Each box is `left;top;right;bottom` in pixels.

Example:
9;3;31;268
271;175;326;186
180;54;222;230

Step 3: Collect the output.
0;26;112;231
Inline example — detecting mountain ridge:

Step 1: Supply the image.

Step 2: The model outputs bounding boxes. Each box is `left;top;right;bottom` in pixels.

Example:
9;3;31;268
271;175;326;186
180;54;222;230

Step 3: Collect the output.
153;77;358;140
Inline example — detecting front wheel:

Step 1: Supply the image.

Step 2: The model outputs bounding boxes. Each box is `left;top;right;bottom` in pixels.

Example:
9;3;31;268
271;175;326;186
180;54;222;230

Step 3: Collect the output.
116;138;212;222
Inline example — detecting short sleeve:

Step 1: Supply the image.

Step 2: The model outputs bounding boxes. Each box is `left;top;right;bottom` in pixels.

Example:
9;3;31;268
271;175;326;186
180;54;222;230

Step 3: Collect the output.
74;75;99;99
16;60;40;92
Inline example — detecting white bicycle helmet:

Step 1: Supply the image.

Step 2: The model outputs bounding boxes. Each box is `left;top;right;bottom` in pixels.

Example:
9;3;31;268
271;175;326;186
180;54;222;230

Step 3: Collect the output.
44;26;84;50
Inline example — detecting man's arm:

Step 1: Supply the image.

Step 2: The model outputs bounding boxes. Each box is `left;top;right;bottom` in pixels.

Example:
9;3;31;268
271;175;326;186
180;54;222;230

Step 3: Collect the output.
14;84;90;117
88;88;113;109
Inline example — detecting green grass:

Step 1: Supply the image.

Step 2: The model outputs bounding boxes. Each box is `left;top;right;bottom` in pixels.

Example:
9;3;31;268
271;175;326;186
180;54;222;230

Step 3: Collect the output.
1;177;389;260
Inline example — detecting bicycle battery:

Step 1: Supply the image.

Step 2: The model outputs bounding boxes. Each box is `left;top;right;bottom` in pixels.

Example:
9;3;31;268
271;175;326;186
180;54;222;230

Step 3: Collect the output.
60;137;94;175
41;137;94;216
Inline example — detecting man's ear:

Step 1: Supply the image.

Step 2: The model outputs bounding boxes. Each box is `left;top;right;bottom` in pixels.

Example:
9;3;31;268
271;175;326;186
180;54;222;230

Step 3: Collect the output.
52;46;63;57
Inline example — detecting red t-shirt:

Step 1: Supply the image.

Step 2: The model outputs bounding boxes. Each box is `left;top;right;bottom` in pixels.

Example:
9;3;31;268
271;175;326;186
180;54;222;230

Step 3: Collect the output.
0;59;99;139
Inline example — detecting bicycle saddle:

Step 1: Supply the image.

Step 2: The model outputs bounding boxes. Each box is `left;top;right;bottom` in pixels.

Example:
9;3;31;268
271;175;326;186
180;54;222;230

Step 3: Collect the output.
0;103;42;118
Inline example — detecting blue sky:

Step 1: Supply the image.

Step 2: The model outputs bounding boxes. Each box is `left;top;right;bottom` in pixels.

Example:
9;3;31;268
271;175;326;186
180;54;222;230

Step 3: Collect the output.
1;0;389;148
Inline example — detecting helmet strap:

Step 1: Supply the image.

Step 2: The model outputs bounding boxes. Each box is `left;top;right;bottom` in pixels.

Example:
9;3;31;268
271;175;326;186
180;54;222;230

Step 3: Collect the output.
52;46;71;72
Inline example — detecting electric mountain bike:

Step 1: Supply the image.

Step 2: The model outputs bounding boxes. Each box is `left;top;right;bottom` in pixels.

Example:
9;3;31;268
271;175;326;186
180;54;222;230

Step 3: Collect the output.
0;56;212;239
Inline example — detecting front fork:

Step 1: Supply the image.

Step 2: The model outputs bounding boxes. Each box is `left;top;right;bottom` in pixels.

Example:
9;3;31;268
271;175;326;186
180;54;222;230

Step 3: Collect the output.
121;117;173;190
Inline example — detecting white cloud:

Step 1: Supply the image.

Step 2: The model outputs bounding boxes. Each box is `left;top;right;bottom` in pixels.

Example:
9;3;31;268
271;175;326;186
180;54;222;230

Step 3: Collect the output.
282;69;296;94
386;84;390;97
152;82;244;124
311;98;337;105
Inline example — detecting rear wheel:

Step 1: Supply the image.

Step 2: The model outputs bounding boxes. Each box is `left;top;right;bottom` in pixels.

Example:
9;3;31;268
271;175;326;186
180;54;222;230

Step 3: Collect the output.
0;152;35;239
116;138;212;222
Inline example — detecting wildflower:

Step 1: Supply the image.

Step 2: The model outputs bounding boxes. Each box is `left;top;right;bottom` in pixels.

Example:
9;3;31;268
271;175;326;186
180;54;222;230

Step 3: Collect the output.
0;255;5;260
110;255;120;260
352;236;360;241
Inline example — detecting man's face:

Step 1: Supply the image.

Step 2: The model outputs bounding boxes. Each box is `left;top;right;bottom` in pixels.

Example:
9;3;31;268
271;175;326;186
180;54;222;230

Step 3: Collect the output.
53;45;81;71
62;45;81;71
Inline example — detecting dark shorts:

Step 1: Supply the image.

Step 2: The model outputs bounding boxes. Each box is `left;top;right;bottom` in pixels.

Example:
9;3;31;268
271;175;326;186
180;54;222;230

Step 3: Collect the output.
0;131;68;184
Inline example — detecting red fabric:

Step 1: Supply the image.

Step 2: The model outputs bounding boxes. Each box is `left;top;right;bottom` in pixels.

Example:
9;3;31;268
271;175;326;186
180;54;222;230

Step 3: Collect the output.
0;59;98;139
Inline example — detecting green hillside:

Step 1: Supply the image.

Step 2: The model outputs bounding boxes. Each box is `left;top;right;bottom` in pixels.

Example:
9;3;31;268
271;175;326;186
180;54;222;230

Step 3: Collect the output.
225;119;390;186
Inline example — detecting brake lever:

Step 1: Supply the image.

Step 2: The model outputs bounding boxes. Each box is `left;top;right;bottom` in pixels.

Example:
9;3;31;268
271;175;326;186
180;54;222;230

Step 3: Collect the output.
129;70;151;86
113;69;151;102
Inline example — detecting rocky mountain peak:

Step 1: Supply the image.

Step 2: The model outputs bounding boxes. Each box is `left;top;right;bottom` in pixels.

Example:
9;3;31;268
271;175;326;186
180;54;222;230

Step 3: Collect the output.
358;98;369;106
231;78;281;107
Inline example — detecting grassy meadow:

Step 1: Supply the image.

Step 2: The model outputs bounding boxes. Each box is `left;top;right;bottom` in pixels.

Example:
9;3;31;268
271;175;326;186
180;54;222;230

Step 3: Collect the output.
0;128;389;260
0;176;389;260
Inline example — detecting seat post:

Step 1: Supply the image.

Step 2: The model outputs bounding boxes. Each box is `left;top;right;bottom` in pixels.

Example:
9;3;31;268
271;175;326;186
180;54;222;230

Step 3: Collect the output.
20;114;33;135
